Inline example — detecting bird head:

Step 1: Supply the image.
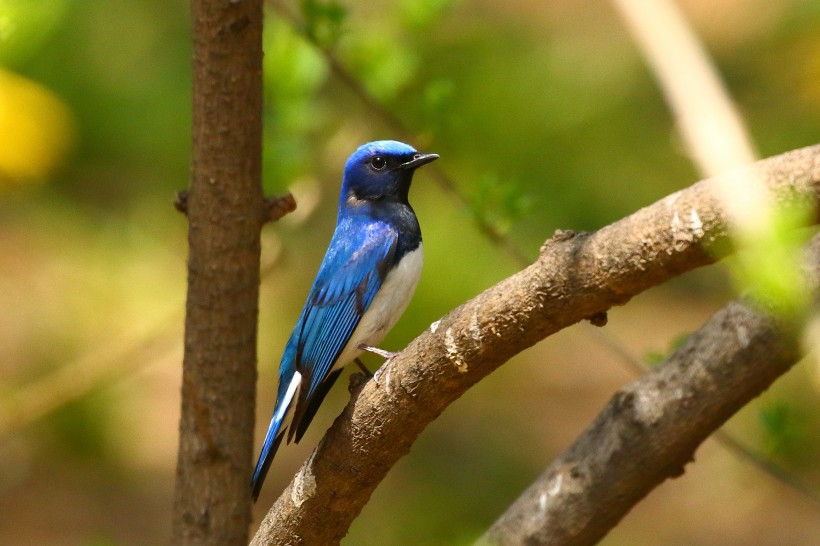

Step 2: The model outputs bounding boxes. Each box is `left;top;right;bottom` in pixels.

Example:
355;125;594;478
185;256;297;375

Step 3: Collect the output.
341;140;438;207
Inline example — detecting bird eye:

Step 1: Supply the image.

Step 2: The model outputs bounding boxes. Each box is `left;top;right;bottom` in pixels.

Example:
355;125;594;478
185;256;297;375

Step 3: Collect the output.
371;156;386;170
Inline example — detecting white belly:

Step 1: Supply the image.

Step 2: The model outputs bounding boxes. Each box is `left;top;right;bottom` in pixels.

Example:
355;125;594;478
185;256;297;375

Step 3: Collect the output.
335;244;423;368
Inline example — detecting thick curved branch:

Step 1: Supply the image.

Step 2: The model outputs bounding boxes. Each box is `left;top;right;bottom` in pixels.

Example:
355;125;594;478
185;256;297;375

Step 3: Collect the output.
479;292;804;545
250;144;820;545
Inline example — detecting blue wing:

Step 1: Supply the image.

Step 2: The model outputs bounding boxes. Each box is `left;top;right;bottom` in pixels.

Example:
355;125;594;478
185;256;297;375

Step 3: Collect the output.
251;216;397;500
291;217;398;435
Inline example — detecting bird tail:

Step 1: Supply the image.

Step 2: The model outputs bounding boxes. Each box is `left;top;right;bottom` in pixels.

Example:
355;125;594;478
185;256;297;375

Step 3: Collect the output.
251;370;302;502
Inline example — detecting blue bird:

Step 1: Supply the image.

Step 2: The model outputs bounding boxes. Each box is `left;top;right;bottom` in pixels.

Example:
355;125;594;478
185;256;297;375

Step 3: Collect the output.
251;140;438;500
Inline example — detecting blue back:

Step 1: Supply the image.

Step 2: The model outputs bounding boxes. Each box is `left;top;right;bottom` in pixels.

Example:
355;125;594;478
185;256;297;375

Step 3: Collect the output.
251;140;433;500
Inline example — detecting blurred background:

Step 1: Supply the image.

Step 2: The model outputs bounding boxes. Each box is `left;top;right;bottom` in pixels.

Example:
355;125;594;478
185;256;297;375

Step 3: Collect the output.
1;0;820;544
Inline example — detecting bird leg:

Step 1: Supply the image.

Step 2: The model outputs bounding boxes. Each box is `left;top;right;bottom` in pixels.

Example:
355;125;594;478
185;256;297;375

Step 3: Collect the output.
358;344;399;360
358;344;400;385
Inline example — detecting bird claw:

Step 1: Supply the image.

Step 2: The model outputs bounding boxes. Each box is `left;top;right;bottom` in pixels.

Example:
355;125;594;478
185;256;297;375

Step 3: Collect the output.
373;363;388;386
358;344;399;386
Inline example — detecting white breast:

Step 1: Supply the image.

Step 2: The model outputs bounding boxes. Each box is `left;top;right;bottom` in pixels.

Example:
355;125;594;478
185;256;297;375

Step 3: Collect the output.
335;244;423;368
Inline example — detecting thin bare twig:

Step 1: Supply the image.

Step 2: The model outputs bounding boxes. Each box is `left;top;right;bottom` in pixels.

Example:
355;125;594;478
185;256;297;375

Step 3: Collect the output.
611;0;758;175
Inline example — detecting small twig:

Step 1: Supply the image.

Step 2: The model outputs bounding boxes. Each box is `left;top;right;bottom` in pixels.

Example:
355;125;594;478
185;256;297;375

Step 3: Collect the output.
713;428;820;508
611;0;773;255
263;192;297;224
611;0;757;175
174;190;189;214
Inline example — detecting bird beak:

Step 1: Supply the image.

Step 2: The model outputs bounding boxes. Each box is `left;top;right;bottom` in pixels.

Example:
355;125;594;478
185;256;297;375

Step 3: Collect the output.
400;153;439;170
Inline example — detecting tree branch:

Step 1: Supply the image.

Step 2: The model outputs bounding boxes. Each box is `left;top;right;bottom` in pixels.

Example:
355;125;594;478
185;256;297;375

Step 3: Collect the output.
171;1;264;544
250;144;820;545
478;286;806;545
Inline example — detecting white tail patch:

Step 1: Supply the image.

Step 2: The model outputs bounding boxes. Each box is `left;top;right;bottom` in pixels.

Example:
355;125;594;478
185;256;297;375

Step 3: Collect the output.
273;370;302;439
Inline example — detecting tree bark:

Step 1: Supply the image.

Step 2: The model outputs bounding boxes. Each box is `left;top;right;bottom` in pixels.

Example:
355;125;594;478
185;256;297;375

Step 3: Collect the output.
171;1;264;545
249;144;820;545
478;296;803;545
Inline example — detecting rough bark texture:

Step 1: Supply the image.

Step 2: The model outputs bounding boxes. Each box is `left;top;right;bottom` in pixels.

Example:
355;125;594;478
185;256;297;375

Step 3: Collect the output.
479;300;800;546
250;145;820;545
171;1;264;545
480;233;820;545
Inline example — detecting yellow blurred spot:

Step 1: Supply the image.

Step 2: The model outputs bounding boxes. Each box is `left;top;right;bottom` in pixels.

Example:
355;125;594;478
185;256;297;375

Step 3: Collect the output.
0;68;75;185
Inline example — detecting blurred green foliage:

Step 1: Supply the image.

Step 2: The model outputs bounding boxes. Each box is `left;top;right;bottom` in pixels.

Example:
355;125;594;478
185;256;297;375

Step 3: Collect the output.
728;200;815;318
263;16;329;190
759;400;807;462
469;173;532;235
45;392;116;463
0;0;70;68
301;0;347;49
2;0;820;544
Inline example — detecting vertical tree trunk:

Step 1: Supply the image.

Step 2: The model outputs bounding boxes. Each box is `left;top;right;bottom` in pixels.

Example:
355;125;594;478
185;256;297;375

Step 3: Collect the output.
171;1;264;544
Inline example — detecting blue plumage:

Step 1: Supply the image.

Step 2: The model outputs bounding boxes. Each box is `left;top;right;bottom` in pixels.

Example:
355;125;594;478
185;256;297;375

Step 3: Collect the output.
252;141;438;500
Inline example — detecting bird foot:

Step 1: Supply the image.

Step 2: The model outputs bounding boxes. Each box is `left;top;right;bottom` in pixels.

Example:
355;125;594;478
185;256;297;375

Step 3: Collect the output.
357;344;400;385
